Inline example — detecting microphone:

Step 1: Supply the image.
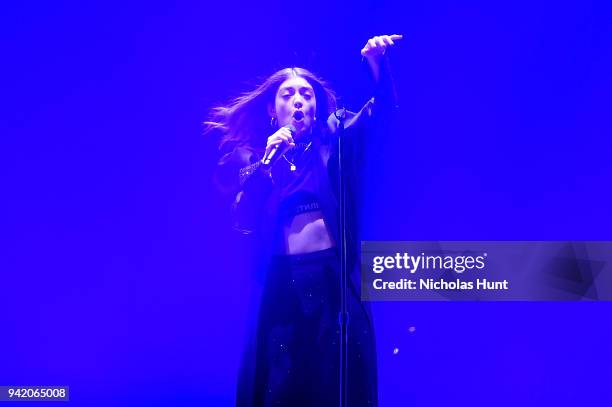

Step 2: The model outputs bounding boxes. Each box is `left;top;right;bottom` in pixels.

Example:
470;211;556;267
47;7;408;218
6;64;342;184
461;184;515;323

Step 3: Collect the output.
263;124;296;166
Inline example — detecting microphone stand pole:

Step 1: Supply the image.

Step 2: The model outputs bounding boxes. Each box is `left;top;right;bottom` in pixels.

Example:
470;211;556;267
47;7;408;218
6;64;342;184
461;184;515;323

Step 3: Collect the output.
336;109;349;407
336;53;397;407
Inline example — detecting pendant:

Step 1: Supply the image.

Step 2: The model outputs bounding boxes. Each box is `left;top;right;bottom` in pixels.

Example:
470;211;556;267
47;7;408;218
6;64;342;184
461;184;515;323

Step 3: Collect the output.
290;164;296;171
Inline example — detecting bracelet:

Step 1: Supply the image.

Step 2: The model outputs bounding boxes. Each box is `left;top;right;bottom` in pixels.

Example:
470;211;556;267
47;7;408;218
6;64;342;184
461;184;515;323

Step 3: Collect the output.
238;161;262;186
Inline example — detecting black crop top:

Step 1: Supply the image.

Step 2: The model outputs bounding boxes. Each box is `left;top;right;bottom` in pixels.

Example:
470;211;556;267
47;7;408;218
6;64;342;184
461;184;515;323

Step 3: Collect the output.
277;190;321;222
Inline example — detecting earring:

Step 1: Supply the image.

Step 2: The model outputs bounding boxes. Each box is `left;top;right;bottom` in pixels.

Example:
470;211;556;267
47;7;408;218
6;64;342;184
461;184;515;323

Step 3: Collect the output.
270;117;278;128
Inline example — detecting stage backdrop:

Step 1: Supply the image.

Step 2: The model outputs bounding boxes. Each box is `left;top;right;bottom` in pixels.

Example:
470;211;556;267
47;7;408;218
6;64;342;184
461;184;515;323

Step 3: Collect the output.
2;1;611;406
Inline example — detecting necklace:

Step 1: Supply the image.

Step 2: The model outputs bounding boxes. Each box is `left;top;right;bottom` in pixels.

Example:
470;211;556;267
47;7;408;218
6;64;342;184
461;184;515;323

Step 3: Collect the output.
282;141;312;171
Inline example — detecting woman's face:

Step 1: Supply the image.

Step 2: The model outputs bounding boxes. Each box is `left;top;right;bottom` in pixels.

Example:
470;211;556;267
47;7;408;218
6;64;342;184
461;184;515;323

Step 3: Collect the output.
272;76;317;138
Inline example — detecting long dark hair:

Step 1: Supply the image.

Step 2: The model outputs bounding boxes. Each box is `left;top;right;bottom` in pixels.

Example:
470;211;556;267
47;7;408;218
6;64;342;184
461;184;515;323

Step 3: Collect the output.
205;68;337;153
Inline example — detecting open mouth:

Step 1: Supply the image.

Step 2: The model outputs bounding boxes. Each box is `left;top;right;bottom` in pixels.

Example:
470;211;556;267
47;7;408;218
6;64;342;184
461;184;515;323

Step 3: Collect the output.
293;110;305;121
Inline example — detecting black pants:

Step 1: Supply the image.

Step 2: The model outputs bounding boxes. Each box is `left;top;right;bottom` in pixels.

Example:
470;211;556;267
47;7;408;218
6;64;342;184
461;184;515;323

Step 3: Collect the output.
253;248;377;406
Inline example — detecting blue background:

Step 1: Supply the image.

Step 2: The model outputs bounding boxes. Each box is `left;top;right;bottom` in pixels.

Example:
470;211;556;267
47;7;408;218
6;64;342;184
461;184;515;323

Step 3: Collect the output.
2;0;611;405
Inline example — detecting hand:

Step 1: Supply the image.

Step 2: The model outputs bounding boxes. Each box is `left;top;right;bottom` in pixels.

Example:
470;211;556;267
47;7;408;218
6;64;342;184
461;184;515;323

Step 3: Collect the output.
360;34;403;60
262;126;295;167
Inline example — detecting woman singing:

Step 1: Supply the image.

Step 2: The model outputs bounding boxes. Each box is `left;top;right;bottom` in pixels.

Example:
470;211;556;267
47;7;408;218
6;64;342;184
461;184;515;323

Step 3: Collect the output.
208;34;401;407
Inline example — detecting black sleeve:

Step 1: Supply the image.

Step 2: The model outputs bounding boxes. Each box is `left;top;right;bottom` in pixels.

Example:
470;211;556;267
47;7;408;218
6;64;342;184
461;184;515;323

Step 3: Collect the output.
325;55;400;273
213;146;273;234
327;55;399;134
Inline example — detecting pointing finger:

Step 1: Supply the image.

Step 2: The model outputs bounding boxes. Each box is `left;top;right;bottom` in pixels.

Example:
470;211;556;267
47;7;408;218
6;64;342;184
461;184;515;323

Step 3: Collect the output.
382;35;395;46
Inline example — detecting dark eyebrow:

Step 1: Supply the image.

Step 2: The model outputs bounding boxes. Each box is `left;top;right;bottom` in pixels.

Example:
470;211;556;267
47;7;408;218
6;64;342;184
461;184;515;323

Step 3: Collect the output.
280;86;313;92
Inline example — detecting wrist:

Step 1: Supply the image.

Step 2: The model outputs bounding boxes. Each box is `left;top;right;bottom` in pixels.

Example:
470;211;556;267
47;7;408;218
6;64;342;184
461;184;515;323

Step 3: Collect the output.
365;56;381;82
259;159;273;176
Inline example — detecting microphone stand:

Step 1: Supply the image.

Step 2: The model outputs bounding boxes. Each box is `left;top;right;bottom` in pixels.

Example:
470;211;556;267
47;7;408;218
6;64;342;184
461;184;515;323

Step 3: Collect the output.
335;108;349;407
336;53;397;407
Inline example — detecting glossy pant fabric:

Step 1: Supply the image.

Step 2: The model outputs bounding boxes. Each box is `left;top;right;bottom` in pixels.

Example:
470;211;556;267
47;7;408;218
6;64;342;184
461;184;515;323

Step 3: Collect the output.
252;248;377;406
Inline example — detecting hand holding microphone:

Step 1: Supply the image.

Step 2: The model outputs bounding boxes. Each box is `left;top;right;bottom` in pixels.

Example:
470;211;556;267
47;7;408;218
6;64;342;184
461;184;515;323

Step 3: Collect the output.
262;124;296;166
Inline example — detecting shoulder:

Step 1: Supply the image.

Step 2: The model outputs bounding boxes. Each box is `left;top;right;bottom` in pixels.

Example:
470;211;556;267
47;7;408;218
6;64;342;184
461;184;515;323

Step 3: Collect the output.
218;145;261;168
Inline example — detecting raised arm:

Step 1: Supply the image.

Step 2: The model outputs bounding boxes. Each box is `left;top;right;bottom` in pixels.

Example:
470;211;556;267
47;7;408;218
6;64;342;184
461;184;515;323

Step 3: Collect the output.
361;34;403;83
329;34;403;132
